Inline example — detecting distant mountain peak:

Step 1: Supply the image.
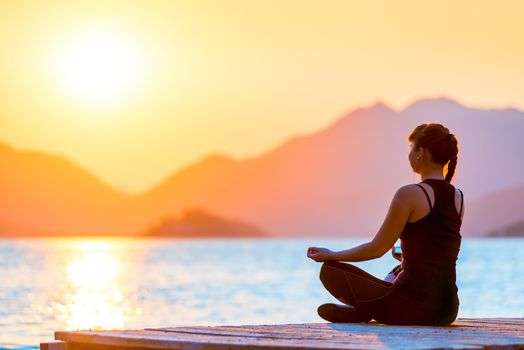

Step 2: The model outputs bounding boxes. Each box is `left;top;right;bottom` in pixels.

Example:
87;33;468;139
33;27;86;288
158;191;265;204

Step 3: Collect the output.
369;100;395;112
325;100;396;132
348;100;396;115
0;140;66;163
202;153;236;164
402;96;465;113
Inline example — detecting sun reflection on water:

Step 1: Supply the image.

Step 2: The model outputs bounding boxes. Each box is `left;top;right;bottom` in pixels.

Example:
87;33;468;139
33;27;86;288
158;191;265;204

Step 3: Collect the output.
54;239;143;331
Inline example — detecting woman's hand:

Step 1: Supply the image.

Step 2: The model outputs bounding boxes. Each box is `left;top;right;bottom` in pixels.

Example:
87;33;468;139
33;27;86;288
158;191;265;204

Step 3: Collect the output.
391;246;402;261
307;247;334;262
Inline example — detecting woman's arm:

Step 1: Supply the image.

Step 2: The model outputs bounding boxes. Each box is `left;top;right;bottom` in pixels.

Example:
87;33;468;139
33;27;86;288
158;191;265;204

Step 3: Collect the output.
308;186;414;262
330;241;386;262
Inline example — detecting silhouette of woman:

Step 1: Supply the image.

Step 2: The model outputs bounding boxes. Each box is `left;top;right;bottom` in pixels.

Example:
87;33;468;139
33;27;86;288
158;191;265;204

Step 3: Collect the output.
307;123;464;325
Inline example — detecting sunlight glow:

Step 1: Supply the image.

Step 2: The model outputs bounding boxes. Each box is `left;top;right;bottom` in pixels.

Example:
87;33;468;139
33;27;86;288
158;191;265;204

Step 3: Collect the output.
66;242;120;290
60;240;142;330
53;26;152;107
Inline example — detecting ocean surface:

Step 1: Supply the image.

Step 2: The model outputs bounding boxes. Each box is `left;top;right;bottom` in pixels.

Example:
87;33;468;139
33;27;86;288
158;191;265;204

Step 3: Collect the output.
1;237;523;348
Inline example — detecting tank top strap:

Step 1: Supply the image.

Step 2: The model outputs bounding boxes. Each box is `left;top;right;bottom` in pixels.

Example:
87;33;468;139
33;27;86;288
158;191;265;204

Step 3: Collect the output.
415;183;433;210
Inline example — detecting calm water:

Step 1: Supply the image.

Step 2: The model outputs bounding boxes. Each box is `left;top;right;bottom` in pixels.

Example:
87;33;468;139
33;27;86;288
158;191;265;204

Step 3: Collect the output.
1;237;523;348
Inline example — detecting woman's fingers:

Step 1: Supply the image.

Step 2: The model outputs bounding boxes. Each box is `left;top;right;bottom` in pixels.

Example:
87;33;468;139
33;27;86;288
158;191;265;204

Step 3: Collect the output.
307;247;328;262
307;250;318;260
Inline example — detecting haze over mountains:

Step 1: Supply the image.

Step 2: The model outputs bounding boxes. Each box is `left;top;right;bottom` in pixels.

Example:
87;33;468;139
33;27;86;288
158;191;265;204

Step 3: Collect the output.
1;97;523;237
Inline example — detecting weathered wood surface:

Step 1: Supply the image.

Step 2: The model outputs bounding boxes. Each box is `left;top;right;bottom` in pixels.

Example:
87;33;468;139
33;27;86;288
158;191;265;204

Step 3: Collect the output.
45;318;524;350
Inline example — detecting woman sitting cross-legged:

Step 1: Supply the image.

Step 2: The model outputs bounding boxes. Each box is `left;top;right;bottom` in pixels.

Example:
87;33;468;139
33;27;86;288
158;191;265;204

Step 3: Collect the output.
307;123;465;326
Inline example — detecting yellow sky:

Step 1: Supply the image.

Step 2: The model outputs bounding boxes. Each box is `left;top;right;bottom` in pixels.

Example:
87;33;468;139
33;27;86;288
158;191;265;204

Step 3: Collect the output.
1;0;523;194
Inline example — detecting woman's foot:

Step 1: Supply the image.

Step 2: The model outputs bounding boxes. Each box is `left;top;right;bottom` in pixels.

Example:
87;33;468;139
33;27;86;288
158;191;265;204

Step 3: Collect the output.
317;303;372;323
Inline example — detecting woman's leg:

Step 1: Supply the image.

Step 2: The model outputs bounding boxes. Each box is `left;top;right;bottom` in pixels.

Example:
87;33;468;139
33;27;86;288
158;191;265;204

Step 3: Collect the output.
318;261;394;322
364;289;441;325
319;261;394;305
319;262;458;325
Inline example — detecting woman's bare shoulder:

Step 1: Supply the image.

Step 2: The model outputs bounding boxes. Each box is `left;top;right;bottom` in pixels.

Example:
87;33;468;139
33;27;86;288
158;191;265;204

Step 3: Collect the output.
397;184;424;195
393;184;424;202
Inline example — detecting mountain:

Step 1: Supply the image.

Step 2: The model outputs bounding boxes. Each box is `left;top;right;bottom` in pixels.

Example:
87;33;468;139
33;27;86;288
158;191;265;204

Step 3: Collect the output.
489;219;524;237
0;142;265;236
0;142;137;235
0;217;51;236
134;102;407;236
2;97;524;237
135;97;524;236
464;185;524;237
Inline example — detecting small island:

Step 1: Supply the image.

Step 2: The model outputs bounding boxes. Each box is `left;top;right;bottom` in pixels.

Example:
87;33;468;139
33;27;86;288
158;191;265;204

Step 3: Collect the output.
488;219;524;237
143;208;266;238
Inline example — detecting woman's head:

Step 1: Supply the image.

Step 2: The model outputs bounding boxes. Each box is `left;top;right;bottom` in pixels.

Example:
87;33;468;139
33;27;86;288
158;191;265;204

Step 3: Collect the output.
408;123;459;182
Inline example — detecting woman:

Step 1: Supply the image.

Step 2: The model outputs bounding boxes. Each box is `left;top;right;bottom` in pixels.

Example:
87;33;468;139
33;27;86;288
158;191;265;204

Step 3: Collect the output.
307;123;464;326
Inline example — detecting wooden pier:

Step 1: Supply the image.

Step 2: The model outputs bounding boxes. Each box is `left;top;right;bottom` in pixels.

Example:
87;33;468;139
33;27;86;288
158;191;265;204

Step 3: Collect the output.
41;318;524;350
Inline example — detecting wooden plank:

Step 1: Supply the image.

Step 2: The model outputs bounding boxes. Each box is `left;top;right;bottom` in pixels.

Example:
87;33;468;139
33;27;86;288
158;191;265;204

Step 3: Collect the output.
54;324;524;345
40;342;137;350
147;319;524;339
55;329;350;350
149;318;524;333
52;318;524;350
40;341;69;350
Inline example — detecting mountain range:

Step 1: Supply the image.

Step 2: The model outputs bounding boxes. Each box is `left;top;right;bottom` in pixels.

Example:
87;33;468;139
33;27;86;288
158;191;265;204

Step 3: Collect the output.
1;97;523;237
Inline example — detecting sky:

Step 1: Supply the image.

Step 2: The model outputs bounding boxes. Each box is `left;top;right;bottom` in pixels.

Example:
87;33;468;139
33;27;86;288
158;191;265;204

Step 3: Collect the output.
1;0;523;194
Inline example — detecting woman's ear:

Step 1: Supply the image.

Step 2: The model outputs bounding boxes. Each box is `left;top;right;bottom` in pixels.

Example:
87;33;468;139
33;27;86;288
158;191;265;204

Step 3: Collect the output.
417;147;424;159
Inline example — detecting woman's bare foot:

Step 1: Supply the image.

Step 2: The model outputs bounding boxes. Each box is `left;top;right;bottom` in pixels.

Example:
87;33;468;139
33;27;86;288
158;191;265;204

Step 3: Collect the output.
317;303;372;323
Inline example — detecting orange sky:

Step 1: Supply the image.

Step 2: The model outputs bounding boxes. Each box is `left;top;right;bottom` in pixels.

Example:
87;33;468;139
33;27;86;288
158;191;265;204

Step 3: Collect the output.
1;0;523;194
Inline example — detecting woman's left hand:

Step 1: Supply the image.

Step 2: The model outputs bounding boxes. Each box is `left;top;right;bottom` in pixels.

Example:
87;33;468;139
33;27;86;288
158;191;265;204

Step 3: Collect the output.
391;246;402;261
307;247;334;262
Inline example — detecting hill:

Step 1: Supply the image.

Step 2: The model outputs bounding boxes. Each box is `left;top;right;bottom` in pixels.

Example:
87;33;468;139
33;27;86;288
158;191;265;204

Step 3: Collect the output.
2;97;524;237
144;208;266;237
0;142;136;235
135;97;524;236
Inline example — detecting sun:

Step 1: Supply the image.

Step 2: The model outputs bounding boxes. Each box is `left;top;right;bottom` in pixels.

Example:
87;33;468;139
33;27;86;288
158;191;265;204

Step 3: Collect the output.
53;26;151;107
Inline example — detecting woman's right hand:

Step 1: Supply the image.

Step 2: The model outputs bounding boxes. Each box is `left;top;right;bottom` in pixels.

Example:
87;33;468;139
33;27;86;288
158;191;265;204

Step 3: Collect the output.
307;247;334;262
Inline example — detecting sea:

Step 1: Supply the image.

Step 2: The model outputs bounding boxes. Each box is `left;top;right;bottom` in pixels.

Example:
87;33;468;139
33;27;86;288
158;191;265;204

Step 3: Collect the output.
1;237;523;349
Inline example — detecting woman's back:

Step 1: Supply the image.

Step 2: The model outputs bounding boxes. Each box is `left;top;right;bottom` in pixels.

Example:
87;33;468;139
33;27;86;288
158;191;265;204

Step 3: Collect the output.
394;178;464;311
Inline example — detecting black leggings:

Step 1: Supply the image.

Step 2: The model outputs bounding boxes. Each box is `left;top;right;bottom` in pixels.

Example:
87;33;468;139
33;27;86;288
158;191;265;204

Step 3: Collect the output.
319;261;458;325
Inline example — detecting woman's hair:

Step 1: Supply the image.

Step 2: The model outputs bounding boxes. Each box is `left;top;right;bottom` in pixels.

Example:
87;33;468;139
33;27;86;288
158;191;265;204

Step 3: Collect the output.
408;123;459;183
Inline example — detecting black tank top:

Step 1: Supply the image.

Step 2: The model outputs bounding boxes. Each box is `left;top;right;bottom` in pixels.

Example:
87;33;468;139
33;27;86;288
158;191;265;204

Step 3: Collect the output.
393;178;464;307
